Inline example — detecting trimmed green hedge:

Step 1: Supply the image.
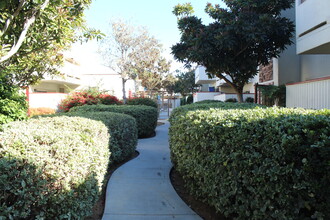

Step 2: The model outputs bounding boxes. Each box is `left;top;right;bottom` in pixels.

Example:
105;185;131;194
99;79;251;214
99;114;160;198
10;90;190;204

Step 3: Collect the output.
171;102;262;121
0;116;110;219
194;100;223;104
66;111;138;163
169;105;330;219
126;97;158;109
71;104;158;138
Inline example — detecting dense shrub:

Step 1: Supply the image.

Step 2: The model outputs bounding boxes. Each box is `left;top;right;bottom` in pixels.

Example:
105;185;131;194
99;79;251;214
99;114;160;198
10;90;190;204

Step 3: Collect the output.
66;111;138;163
71;104;158;138
245;97;254;103
0;75;27;125
186;94;193;104
29;107;56;117
169;105;330;219
98;93;122;105
180;97;187;106
126;97;158;108
0;116;110;219
58;88;121;112
225;98;237;102
171;102;262;121
0;99;27;126
194;100;223;104
260;84;286;106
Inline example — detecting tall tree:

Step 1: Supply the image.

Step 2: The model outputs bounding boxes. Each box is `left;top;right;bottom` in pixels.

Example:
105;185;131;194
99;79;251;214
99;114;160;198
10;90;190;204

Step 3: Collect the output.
135;57;171;97
130;29;171;97
0;0;102;87
161;73;177;96
172;1;295;102
100;20;170;102
99;20;139;103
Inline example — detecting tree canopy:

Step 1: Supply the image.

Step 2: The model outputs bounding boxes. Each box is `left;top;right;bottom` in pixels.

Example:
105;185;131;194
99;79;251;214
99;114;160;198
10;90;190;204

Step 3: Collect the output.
0;0;102;87
174;70;199;97
99;20;170;101
172;0;295;102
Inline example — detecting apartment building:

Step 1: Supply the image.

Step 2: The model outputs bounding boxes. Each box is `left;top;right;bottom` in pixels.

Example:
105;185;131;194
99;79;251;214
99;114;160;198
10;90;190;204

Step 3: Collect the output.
259;1;330;109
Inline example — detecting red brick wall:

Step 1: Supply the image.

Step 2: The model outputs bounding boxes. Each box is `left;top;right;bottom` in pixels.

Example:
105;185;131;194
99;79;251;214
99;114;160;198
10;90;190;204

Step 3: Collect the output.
259;61;273;83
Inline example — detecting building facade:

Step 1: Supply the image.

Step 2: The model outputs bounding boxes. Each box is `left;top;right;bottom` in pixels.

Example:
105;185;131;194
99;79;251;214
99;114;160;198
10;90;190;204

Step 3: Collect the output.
259;2;330;109
194;66;256;102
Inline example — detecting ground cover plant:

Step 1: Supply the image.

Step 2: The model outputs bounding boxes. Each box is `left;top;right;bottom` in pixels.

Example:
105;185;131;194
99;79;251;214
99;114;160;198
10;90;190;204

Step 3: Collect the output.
0;116;110;219
169;104;330;219
70;104;158;138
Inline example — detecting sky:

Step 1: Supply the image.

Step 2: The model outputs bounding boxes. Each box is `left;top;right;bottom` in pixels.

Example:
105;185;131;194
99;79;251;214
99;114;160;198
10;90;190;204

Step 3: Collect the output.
69;0;225;73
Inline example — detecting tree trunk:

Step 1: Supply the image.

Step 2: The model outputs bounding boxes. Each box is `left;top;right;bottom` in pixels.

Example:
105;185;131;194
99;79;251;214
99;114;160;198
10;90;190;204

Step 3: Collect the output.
236;92;243;103
122;78;127;104
234;86;244;103
215;72;244;103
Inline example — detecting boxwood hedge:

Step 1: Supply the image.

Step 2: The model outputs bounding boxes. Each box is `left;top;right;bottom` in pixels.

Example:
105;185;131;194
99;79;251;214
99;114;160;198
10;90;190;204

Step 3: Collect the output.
70;104;158;138
126;97;158;109
169;105;330;220
170;102;263;121
66;111;138;163
0;116;110;219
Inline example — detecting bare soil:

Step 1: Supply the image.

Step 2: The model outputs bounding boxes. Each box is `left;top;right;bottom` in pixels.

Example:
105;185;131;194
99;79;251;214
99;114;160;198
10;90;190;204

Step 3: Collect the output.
170;168;230;220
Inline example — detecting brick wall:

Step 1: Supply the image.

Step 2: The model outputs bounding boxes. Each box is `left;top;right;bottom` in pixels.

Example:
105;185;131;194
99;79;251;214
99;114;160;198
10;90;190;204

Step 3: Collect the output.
259;60;273;83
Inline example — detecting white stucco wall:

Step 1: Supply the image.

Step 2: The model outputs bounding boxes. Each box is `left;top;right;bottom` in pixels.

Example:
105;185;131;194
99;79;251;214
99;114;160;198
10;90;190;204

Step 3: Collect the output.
286;77;330;109
296;0;330;54
193;92;221;102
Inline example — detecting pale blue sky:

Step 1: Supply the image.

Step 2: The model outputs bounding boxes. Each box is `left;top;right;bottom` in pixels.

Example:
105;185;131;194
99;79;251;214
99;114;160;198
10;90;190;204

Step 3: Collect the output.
84;0;225;51
71;0;225;72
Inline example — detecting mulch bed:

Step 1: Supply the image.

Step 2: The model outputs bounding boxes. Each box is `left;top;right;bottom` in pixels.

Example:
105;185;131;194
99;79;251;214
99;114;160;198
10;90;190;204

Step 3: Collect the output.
170;168;230;220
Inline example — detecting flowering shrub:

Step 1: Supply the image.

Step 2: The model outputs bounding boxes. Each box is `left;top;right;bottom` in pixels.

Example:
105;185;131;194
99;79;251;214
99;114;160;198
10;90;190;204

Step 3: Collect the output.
98;94;122;105
58;90;121;112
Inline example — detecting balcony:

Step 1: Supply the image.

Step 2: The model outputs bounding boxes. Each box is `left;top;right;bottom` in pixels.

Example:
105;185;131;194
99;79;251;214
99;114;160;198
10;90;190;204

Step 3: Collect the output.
195;66;217;84
296;0;330;54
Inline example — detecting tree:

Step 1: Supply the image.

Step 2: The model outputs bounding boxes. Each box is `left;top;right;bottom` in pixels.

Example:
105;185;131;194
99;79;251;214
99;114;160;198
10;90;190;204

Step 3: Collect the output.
172;1;295;102
129;28;171;98
136;57;171;97
0;0;102;87
100;20;170;102
161;73;177;96
99;20;140;103
0;74;27;125
174;70;199;97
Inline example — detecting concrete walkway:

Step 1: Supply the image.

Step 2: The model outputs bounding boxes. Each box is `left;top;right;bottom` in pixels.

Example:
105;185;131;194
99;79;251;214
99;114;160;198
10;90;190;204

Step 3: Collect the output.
102;119;201;220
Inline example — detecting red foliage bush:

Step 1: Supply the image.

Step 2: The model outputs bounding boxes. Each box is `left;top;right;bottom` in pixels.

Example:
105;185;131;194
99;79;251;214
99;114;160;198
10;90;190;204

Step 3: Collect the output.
98;94;122;105
59;91;121;112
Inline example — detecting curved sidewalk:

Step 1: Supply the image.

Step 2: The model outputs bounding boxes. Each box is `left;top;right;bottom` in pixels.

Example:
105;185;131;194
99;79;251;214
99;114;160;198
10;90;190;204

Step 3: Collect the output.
102;120;201;220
